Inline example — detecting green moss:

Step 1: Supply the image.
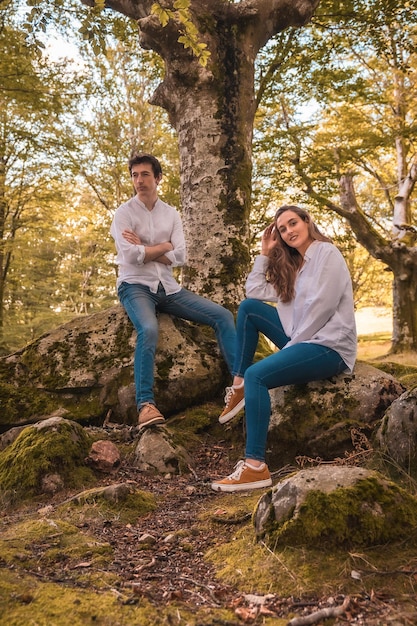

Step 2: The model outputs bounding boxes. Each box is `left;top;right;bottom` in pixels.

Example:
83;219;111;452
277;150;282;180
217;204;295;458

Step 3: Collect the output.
205;497;417;601
0;380;107;425
262;477;417;549
58;488;157;526
156;354;174;379
0;518;112;571
0;382;54;423
370;360;417;380
0;421;94;502
217;237;250;285
19;342;72;388
169;403;216;434
0;568;244;626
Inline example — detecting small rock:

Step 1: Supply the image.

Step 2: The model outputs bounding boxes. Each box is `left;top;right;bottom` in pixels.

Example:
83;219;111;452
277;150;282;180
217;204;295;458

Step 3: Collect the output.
85;440;121;473
41;473;64;494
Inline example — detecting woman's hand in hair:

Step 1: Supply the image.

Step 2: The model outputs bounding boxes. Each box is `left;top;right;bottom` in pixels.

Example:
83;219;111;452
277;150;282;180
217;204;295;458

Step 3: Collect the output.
261;223;279;255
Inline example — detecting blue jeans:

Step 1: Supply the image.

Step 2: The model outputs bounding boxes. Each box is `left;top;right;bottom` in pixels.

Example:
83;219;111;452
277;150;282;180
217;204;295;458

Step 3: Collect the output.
118;281;236;409
234;299;347;462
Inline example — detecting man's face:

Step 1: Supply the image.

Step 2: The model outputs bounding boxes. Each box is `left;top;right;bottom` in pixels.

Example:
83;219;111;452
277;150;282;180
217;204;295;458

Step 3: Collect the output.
131;163;161;203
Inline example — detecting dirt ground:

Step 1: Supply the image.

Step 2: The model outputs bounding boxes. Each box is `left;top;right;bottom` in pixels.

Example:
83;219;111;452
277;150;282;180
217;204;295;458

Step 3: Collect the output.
2;345;417;625
2;425;417;626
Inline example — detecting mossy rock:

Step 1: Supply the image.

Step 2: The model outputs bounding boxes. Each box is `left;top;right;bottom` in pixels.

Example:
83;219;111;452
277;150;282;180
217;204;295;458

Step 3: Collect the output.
255;466;417;550
0;517;112;570
58;483;157;526
0;417;94;503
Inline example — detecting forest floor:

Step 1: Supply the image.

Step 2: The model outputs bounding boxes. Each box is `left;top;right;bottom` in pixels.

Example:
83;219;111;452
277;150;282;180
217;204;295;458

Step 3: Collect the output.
2;431;417;626
1;341;417;625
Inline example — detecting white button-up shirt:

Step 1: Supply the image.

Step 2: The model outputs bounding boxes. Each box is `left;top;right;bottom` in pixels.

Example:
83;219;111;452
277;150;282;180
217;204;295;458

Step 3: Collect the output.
245;241;357;372
110;196;186;294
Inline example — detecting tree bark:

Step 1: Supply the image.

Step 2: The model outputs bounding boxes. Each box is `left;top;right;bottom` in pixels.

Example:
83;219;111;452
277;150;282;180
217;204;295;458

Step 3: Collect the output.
82;0;320;307
338;173;417;352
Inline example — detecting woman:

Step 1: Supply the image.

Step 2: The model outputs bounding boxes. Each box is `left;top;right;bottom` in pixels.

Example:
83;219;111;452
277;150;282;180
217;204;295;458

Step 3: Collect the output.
211;205;357;492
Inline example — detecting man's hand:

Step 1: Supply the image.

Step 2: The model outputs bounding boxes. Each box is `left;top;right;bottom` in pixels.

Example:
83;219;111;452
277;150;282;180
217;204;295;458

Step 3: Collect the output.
122;229;142;245
122;229;173;264
144;241;173;264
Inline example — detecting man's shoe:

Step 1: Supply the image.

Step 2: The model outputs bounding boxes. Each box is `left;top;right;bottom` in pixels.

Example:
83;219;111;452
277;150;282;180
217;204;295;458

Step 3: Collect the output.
211;460;272;493
219;385;245;424
138;403;165;429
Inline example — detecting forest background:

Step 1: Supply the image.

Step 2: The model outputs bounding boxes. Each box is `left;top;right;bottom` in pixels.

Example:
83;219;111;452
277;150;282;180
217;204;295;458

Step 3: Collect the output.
1;0;415;356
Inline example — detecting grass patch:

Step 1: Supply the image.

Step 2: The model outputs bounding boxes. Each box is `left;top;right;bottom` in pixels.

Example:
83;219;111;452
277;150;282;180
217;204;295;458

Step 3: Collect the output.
0;569;241;626
204;497;417;601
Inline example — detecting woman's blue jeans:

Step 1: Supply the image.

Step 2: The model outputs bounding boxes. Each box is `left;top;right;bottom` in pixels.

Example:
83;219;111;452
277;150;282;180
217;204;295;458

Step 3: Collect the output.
118;281;236;409
234;299;347;462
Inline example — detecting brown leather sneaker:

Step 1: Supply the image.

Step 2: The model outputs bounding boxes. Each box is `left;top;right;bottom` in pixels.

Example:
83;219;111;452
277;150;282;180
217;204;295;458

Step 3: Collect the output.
219;385;245;424
138;403;165;429
211;460;272;492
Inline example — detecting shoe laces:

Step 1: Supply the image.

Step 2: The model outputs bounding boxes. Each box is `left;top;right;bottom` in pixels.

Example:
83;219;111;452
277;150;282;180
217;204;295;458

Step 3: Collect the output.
226;460;246;481
223;386;233;405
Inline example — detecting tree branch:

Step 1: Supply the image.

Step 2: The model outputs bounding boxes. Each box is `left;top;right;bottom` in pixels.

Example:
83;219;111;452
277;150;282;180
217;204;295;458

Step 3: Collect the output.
288;596;350;626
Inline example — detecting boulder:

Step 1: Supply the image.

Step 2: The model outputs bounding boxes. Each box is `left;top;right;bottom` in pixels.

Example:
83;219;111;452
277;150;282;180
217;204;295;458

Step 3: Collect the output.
0;416;93;502
375;387;417;471
0;305;228;427
265;362;405;466
0;304;409;473
254;465;417;549
134;427;192;474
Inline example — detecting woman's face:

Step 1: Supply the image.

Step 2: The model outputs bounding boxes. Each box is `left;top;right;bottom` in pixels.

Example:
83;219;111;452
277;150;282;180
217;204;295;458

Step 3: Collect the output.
276;210;313;256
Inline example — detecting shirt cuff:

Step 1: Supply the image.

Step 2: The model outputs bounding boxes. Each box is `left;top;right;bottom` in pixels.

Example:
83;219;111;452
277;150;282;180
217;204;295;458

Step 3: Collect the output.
136;245;146;264
165;249;176;264
253;255;269;269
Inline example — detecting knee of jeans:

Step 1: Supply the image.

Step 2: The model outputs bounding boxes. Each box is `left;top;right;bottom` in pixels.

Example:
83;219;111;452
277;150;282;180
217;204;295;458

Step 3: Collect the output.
137;322;159;343
244;365;263;388
238;298;259;316
220;308;235;326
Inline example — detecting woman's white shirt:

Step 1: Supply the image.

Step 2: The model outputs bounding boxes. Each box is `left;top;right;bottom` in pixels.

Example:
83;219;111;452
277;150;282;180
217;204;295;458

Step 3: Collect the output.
245;241;357;372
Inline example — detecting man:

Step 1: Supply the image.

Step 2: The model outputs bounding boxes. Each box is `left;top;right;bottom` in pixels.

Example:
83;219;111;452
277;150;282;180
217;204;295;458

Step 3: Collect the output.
111;153;236;429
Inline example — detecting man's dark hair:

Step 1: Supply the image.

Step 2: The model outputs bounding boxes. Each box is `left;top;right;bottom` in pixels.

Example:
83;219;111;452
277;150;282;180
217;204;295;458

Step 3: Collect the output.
128;153;163;178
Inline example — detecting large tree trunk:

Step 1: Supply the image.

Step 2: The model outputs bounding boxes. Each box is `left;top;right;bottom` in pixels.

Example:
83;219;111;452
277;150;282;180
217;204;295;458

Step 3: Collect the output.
82;0;320;307
0;157;7;340
391;256;417;353
338;173;417;352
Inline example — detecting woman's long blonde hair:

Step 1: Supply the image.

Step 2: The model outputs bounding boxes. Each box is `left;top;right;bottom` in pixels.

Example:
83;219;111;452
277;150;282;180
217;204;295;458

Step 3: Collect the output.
267;205;331;302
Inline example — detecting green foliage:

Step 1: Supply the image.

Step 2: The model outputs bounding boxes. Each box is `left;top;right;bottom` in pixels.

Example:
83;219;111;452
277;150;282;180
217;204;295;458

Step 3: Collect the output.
151;0;210;66
0;7;179;353
252;0;417;311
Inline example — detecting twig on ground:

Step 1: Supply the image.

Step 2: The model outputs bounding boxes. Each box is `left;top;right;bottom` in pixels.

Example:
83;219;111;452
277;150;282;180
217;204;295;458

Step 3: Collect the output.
179;575;221;606
287;595;350;626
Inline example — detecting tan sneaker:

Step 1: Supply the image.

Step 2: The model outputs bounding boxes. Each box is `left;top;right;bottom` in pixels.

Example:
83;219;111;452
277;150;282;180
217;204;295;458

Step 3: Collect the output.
138;403;165;429
219;385;245;424
211;460;272;492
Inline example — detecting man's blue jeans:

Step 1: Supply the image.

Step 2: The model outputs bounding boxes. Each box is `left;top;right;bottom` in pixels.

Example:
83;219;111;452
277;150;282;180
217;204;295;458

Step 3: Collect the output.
118;281;236;409
234;299;348;462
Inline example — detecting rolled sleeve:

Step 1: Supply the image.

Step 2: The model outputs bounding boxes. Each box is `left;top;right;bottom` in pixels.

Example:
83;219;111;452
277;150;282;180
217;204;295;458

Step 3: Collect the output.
245;255;279;301
136;245;146;265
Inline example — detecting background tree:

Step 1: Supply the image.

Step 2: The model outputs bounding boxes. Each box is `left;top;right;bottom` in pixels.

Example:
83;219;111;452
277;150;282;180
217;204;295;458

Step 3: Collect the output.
0;4;179;352
0;15;82;349
253;0;416;351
